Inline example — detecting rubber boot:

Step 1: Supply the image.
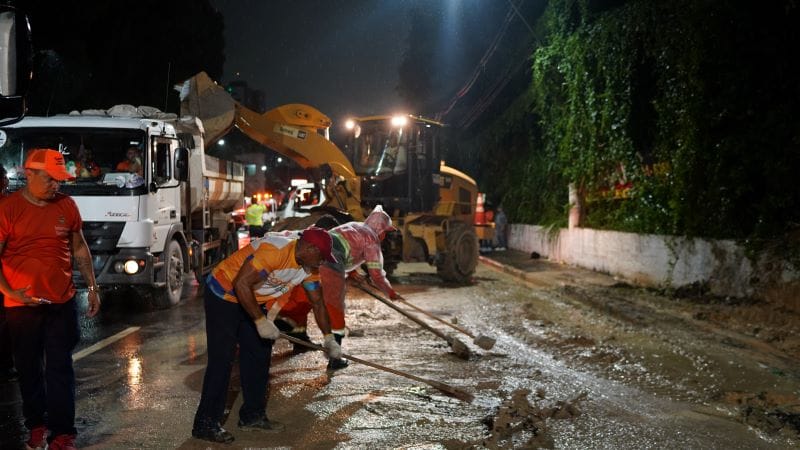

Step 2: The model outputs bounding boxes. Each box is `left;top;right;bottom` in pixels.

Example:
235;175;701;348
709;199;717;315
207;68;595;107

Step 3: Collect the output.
326;333;349;371
290;331;313;354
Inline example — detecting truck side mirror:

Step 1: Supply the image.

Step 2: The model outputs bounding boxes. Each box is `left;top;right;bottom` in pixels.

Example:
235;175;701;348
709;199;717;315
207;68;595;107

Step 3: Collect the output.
0;7;32;125
174;147;189;181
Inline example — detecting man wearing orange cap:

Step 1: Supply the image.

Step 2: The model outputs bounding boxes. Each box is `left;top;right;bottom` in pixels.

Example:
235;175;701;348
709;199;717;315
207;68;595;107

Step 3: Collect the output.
0;149;101;450
192;226;341;444
276;205;400;370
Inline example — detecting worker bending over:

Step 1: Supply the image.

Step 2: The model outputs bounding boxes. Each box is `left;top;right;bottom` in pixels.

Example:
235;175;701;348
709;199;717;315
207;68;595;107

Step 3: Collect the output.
192;227;341;444
276;205;399;370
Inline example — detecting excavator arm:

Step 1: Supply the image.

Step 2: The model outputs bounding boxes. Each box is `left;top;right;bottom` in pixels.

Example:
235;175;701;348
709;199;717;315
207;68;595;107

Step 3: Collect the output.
179;72;364;220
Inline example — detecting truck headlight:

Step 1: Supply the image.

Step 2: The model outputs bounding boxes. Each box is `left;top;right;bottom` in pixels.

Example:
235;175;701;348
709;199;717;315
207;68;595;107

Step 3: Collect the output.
124;260;140;274
114;259;142;274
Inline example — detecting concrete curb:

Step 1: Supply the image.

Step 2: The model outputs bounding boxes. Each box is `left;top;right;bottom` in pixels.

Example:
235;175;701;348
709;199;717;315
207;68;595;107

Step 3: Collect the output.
478;255;529;280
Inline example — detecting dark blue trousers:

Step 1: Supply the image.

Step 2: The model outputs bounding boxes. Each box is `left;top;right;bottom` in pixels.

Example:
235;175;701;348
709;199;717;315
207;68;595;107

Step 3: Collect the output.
193;285;273;431
6;298;80;436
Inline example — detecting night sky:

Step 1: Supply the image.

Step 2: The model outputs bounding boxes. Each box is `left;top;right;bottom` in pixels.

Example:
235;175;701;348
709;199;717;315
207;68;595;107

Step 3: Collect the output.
209;0;513;126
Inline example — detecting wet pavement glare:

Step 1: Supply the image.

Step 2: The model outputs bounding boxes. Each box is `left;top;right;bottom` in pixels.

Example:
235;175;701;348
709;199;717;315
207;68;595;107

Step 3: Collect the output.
1;257;798;449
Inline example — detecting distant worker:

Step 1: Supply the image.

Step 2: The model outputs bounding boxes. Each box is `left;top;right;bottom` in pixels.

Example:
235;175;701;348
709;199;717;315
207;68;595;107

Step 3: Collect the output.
275;205;399;370
245;199;267;238
116;146;143;176
494;205;508;251
192;227;341;444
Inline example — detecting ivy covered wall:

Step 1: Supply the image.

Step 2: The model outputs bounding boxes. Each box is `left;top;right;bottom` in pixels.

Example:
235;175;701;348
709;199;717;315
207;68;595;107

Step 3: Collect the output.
467;0;800;247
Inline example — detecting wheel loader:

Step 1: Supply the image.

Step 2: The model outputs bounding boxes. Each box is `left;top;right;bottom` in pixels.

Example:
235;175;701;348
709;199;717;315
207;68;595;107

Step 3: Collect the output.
180;72;490;283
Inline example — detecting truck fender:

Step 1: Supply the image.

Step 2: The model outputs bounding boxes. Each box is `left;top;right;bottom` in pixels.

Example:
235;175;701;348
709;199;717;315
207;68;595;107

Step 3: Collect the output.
164;224;189;273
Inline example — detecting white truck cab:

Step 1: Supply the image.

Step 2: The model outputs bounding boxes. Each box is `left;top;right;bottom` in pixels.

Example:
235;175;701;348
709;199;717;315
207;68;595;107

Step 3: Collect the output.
0;107;244;308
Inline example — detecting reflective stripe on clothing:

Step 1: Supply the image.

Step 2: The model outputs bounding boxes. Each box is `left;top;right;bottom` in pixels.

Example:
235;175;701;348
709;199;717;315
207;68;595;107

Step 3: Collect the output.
208;234;318;304
277;271;347;333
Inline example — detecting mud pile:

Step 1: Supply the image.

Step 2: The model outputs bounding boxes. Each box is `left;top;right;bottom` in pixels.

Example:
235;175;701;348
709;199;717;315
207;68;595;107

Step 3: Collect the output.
448;388;587;449
722;391;800;439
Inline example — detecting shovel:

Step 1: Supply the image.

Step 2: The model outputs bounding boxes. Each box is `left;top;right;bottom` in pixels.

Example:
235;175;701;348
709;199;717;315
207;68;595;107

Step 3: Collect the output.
280;333;474;403
355;284;472;360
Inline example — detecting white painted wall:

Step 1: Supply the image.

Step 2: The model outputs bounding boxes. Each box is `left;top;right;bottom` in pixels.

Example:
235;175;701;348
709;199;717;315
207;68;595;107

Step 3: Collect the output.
508;224;798;303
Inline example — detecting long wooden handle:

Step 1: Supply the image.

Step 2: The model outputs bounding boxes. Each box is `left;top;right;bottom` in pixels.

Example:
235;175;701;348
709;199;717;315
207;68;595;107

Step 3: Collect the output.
396;298;476;339
280;333;474;402
355;284;454;344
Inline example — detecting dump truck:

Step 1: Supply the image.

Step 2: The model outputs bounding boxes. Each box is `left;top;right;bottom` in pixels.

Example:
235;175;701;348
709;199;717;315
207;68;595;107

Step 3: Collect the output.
180;72;489;283
0;105;245;308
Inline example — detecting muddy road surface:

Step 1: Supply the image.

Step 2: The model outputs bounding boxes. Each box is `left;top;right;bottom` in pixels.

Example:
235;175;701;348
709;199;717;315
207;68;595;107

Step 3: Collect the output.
2;254;798;449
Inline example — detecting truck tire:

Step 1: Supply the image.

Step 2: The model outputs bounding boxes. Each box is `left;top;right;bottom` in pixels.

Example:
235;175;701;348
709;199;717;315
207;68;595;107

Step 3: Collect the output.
153;239;185;309
436;222;478;284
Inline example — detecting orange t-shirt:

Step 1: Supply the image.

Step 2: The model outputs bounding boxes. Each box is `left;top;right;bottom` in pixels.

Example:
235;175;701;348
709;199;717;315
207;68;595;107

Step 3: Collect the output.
0;191;83;306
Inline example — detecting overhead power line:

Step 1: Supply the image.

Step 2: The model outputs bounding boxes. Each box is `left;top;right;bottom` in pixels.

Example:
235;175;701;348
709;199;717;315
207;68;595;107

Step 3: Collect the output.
434;5;517;122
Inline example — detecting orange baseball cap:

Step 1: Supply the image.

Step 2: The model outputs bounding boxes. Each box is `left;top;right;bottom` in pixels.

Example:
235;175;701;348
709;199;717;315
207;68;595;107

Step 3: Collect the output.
24;149;74;181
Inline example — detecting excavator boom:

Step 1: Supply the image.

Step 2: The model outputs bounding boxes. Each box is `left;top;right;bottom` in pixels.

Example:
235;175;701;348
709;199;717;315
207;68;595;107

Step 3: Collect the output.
179;72;363;219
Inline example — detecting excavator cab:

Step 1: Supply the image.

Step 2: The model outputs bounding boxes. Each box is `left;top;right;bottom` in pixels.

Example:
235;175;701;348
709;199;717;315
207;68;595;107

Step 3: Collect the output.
347;115;440;216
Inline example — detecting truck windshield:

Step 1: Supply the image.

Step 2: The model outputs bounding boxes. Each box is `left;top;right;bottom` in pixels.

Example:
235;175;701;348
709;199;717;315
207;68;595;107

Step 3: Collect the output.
0;127;148;195
352;121;408;177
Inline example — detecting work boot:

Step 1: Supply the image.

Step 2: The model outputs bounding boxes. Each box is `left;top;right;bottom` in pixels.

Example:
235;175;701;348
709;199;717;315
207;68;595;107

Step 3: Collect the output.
288;331;313;354
326;333;349;371
25;425;47;450
238;417;286;433
192;424;235;444
49;434;77;450
327;358;350;371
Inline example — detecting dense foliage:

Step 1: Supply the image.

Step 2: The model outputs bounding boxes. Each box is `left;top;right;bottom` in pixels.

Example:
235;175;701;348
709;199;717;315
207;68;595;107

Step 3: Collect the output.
468;0;800;242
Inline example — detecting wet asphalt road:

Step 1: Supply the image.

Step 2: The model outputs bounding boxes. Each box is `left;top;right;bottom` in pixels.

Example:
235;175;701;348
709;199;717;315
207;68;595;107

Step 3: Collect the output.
1;259;798;449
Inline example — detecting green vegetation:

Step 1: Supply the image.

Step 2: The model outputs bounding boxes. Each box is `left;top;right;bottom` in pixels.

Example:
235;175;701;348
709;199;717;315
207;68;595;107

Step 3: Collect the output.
466;0;800;246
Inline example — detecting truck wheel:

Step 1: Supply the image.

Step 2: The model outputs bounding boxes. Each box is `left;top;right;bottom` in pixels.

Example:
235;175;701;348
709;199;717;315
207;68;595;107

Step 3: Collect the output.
153;239;185;309
436;222;478;284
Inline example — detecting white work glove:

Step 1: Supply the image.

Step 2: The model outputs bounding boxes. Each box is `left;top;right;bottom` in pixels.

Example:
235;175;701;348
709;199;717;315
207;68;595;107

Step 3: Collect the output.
323;334;342;359
254;316;280;340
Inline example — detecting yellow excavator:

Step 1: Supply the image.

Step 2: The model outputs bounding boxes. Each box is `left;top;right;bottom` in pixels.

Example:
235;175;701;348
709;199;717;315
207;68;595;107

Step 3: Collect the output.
180;72;490;283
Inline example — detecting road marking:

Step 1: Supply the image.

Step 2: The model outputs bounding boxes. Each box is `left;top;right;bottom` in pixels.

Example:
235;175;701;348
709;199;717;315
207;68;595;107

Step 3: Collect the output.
73;326;141;361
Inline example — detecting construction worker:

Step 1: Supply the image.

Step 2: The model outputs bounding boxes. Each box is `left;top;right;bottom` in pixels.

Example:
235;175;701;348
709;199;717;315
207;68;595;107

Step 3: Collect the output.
245;198;267;238
192;227;341;444
275;205;399;370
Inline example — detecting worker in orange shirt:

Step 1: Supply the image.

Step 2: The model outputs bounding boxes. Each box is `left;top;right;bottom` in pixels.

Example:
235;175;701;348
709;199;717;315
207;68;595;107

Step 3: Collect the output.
192;227;341;444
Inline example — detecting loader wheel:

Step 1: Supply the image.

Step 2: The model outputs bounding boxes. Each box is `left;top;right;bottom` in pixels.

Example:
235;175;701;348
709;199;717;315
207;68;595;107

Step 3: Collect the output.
436;222;478;284
152;239;185;309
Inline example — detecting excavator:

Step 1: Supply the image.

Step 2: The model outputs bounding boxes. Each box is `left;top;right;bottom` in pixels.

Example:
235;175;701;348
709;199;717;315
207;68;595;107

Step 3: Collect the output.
180;72;489;283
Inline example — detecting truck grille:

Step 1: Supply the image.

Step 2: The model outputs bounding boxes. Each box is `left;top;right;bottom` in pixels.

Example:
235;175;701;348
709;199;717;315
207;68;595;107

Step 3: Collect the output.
82;222;125;272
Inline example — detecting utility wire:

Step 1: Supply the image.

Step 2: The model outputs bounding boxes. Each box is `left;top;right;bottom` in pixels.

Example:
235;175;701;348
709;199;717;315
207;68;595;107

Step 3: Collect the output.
459;57;530;130
507;0;534;33
440;0;540;130
435;5;516;122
